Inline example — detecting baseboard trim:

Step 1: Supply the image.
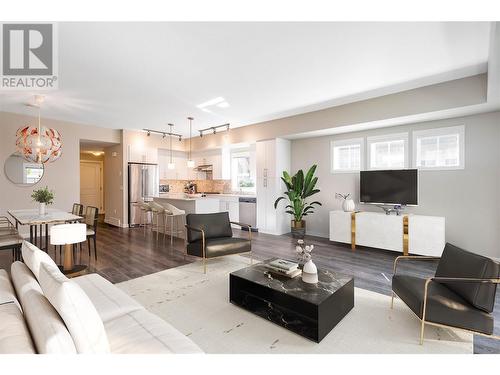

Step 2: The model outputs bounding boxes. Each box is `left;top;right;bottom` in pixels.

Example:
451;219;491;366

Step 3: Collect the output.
104;217;123;227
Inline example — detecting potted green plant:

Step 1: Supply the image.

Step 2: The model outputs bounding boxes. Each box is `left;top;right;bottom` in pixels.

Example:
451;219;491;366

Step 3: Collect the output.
274;165;321;238
31;186;54;216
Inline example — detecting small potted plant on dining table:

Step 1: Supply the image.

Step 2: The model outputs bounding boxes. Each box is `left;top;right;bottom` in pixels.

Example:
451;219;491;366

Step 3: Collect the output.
31;186;54;216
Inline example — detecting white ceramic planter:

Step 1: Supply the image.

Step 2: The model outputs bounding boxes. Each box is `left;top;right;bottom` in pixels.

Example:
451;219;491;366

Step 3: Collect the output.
342;199;355;212
39;202;46;216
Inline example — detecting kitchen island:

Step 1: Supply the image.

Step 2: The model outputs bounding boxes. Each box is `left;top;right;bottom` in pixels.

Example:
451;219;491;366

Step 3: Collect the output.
152;195;221;240
154;195;220;215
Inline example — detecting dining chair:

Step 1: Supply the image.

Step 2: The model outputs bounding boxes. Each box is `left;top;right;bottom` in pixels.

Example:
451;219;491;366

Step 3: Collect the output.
58;203;85;263
71;203;84;217
0;216;23;261
84;206;99;260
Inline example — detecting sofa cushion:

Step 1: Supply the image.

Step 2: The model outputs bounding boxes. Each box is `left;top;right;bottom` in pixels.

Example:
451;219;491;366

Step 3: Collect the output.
187;237;251;258
11;261;77;354
393;274;494;335
21;240;58;280
73;273;143;323
186;212;233;242
435;243;499;313
104;309;203;354
0;269;21;310
39;262;110;353
0;302;36;354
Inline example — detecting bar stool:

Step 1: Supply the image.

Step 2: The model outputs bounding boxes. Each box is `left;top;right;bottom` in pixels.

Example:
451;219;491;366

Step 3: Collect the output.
162;202;186;246
136;201;153;235
148;201;172;241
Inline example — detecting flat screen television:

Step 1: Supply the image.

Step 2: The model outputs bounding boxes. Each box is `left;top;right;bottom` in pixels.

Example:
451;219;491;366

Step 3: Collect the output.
360;169;418;206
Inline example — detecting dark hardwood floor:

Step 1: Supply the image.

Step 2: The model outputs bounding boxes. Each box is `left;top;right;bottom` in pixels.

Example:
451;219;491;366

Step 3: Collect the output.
0;221;498;354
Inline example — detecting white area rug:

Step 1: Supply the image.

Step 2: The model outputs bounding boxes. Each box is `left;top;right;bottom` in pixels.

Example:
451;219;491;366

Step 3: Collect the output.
117;255;472;354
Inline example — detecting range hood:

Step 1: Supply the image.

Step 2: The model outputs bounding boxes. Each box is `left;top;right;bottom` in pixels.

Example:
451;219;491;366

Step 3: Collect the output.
194;164;213;172
194;164;213;180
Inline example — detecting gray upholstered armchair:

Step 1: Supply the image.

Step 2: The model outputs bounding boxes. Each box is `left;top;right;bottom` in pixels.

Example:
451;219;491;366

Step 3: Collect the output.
392;243;500;344
185;212;252;273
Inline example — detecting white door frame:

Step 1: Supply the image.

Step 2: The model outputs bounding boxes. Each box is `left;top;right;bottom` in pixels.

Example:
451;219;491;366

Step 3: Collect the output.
80;160;104;214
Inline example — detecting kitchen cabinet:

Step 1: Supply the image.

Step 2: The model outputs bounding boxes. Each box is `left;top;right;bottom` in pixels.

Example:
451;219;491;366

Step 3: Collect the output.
127;145;158;164
219;196;239;226
256;138;291;235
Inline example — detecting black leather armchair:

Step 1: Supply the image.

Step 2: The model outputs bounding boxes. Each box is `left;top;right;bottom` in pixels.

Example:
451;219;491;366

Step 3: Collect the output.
185;212;252;273
392;243;500;344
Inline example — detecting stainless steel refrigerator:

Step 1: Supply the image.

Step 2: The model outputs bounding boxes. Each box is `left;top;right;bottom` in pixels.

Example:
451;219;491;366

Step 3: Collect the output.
128;162;159;227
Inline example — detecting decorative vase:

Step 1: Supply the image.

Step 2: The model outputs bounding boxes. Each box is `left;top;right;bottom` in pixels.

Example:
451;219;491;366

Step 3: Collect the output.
291;220;306;239
39;202;46;216
302;259;318;284
342;198;355;212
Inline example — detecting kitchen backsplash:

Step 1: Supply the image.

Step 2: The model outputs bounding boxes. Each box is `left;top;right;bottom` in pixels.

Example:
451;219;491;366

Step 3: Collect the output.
160;179;233;193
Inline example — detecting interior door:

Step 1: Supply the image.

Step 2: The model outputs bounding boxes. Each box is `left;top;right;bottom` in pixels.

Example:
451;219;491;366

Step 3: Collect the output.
80;161;103;212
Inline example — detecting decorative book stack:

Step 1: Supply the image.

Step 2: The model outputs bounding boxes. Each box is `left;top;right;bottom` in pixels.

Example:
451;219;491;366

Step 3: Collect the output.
265;259;302;278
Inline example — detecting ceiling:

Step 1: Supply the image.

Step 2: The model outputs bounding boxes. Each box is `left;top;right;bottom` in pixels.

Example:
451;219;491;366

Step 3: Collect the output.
0;22;491;137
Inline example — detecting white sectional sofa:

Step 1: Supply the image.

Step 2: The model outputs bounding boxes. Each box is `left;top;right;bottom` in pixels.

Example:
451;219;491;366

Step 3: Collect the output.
0;241;202;354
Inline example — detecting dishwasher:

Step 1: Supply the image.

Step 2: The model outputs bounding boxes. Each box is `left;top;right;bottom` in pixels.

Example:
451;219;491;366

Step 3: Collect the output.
238;197;258;232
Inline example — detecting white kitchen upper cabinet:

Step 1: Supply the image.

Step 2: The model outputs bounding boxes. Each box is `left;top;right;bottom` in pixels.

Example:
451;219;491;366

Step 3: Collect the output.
256;138;290;235
128;145;158;164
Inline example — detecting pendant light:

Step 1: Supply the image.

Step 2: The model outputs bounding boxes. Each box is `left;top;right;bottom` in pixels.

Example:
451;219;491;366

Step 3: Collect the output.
16;95;62;164
167;123;175;170
187;117;195;168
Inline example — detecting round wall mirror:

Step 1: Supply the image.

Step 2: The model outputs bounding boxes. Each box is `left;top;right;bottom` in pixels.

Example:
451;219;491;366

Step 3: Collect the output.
4;153;44;186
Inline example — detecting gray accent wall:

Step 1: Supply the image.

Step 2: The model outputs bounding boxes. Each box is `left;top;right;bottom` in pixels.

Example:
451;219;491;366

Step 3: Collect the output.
291;111;500;259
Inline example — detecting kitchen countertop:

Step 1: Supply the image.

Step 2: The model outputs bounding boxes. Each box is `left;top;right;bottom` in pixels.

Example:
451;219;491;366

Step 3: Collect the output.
157;193;256;200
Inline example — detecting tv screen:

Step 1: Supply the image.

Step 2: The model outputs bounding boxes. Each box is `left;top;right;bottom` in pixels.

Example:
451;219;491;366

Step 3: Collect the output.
360;169;418;205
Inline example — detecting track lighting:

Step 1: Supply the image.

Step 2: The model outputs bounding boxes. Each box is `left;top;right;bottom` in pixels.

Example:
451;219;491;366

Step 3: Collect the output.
143;128;182;141
198;123;230;137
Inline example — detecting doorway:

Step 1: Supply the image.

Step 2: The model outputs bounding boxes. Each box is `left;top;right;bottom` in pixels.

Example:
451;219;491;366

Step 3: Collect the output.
80;160;104;213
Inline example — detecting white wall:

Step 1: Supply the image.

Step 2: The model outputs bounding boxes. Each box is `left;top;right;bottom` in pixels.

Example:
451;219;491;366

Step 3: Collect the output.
291;111;500;259
0;111;121;224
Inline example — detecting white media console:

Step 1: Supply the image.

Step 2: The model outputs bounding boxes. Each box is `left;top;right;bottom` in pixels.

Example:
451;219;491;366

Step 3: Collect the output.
329;211;445;256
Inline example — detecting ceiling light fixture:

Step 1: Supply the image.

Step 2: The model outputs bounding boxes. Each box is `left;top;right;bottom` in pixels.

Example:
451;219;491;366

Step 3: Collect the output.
196;97;225;109
187;117;195;168
16;95;62;164
198;123;231;138
216;101;230;108
143;128;182;141
167;123;175;170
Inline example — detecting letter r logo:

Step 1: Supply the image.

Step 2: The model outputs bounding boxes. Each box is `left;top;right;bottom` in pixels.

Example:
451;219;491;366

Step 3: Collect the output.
2;24;53;76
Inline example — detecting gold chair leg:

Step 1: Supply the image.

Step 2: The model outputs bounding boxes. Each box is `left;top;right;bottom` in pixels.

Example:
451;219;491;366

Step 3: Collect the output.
391;291;395;309
250;251;253;265
419;320;425;345
203;257;207;274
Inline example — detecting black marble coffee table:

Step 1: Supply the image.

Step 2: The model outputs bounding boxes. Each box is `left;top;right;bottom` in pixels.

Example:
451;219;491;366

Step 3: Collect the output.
229;258;354;343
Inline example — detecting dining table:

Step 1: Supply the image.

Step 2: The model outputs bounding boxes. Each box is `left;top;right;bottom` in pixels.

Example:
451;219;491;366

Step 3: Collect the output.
7;208;83;252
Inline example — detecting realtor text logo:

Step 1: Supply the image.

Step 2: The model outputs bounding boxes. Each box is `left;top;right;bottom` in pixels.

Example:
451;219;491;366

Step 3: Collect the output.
1;23;58;90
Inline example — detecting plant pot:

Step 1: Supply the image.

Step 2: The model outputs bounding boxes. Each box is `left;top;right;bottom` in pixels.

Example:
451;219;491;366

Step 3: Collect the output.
39;202;46;216
291;220;306;239
342;198;355;212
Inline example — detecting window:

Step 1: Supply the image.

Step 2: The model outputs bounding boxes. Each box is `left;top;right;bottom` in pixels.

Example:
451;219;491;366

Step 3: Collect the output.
367;133;408;169
231;151;255;192
331;138;364;173
413;125;464;170
23;163;43;184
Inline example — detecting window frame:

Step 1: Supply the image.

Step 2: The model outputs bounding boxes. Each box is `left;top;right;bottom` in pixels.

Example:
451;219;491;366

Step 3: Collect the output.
230;150;255;192
330;137;365;174
367;132;409;170
412;125;465;171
